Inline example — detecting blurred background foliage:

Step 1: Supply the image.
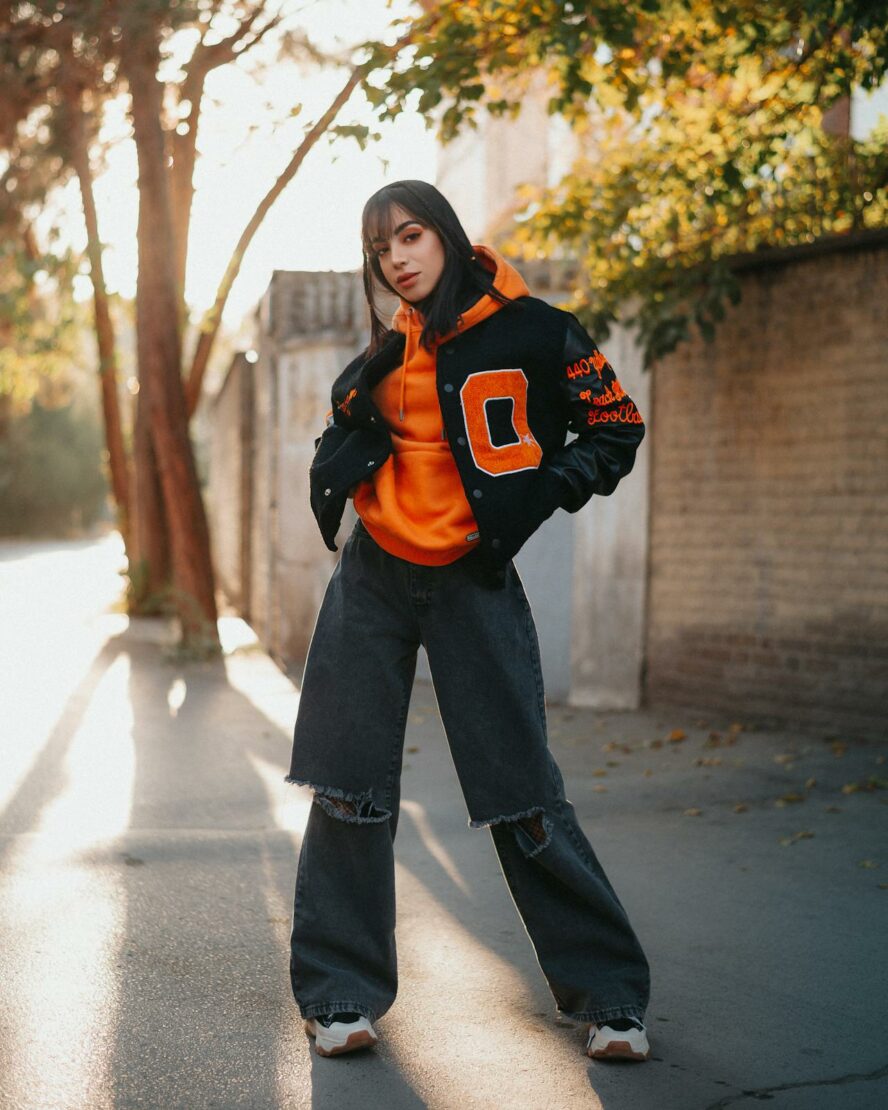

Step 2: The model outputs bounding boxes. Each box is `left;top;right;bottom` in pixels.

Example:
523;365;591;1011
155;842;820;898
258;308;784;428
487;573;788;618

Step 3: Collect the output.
368;0;888;363
0;370;108;537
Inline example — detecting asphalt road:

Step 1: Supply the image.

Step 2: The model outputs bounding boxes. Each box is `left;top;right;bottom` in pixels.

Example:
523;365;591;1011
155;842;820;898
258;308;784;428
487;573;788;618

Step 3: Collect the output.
0;533;885;1109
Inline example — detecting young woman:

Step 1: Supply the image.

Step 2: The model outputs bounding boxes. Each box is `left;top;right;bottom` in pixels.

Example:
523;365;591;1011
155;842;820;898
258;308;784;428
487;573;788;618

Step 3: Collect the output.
286;180;651;1062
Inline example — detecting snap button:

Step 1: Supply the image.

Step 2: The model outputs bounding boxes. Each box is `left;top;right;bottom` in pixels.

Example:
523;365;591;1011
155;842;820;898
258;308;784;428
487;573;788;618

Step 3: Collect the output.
367;460;375;466
324;487;332;496
472;489;482;499
444;383;454;393
457;436;467;446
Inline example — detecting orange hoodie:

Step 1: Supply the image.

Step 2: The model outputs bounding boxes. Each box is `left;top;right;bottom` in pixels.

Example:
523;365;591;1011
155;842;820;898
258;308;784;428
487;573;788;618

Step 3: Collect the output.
353;245;530;565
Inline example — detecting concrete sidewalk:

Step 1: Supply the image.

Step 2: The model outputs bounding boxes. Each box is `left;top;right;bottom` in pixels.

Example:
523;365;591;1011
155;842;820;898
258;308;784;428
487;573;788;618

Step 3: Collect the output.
0;534;885;1109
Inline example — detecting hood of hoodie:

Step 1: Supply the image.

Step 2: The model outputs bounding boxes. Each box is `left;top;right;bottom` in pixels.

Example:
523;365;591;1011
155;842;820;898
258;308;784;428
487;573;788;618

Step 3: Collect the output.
391;243;529;338
388;244;530;421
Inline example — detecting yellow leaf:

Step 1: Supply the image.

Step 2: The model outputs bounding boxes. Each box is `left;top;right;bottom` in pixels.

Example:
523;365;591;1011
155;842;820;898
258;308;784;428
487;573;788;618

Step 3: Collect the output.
668;729;687;743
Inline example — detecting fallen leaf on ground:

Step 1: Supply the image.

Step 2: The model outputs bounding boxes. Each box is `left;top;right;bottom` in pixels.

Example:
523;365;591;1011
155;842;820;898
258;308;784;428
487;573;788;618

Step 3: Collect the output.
832;742;847;757
841;782;860;795
804;777;817;789
668;729;687;743
774;753;795;765
593;784;608;793
647;739;664;750
858;859;879;869
776;792;806;805
683;807;702;817
643;768;653;777
407;746;420;753
725;723;743;745
780;830;814;846
733;803;748;813
592;769;608;777
824;805;842;813
694;756;722;767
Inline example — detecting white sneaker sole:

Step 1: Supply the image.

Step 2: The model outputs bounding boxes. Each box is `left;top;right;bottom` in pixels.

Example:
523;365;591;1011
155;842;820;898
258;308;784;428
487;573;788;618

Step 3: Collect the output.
586;1024;650;1061
304;1016;378;1057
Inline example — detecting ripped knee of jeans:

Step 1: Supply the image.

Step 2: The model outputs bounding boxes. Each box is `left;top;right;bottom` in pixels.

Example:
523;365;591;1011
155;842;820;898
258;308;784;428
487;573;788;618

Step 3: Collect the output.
285;775;391;824
315;789;391;825
470;806;553;858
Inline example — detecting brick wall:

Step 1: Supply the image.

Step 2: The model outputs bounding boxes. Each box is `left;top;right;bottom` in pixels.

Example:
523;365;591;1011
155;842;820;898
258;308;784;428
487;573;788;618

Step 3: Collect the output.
645;234;888;738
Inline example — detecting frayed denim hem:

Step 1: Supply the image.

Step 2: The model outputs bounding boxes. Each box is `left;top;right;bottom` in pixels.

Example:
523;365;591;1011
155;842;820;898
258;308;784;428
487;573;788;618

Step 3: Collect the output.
300;1001;379;1023
560;1004;647;1026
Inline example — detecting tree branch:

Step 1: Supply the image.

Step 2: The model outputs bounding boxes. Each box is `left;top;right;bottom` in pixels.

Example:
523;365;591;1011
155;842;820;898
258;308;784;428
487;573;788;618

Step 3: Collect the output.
184;31;413;416
183;72;362;415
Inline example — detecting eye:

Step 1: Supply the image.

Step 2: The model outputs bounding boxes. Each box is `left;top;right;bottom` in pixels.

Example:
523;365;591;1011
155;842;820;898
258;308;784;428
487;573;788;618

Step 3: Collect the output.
404;231;420;243
375;246;389;258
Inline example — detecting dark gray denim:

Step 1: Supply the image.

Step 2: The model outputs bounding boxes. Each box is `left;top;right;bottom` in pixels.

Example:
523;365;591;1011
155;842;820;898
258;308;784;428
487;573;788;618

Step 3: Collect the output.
287;519;650;1025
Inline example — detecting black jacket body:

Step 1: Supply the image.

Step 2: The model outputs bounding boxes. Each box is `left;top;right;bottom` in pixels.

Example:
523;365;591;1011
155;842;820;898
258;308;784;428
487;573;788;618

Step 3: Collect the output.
309;295;645;571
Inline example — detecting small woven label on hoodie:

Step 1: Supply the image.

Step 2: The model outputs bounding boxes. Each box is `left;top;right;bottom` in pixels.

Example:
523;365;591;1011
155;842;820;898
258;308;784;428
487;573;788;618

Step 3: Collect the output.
465;531;480;541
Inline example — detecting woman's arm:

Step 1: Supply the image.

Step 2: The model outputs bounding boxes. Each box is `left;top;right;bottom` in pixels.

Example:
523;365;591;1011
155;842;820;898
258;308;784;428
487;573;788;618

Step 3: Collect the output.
545;314;646;512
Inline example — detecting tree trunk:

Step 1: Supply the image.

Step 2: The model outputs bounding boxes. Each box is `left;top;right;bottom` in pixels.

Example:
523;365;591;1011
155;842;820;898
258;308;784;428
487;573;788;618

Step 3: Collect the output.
66;91;134;553
122;31;219;649
129;386;171;612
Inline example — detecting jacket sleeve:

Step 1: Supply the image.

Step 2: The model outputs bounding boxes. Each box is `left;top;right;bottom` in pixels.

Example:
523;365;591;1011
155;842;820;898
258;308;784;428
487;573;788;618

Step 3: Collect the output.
545;314;645;512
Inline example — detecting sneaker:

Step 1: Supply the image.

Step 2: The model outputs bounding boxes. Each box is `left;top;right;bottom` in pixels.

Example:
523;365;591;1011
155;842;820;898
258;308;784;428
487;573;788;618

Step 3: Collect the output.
303;1011;378;1057
586;1017;649;1061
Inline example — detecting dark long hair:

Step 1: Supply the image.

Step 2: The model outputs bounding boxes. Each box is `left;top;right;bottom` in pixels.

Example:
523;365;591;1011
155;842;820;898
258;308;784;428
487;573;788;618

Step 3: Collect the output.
361;180;521;356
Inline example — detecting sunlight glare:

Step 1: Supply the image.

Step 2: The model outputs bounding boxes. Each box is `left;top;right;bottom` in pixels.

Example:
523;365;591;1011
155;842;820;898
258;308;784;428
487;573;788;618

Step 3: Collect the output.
0;651;135;1110
400;799;471;898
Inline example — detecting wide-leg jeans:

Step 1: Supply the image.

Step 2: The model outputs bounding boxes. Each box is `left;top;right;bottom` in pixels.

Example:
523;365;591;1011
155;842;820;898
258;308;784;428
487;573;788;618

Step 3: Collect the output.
287;519;650;1026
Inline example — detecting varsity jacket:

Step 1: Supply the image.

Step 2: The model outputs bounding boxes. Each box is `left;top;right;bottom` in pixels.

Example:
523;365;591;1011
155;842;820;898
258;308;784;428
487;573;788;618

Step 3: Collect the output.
309;294;645;570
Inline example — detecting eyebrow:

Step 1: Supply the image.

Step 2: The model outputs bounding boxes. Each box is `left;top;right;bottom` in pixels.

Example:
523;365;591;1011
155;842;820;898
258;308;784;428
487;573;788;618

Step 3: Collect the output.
370;220;423;245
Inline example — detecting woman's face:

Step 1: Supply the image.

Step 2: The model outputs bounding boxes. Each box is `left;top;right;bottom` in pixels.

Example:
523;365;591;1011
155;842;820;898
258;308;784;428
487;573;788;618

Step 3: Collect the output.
370;205;447;303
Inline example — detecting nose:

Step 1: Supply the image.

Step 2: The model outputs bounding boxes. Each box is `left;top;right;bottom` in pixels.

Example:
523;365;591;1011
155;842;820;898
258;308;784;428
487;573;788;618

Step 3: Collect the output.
390;241;408;268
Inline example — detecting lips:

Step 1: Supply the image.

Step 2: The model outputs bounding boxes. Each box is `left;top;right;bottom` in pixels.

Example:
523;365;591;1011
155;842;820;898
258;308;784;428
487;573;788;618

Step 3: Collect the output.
396;272;419;287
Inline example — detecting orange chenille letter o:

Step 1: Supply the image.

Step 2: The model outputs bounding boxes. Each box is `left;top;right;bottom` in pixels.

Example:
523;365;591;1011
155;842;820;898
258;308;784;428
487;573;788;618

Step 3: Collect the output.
459;369;543;476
